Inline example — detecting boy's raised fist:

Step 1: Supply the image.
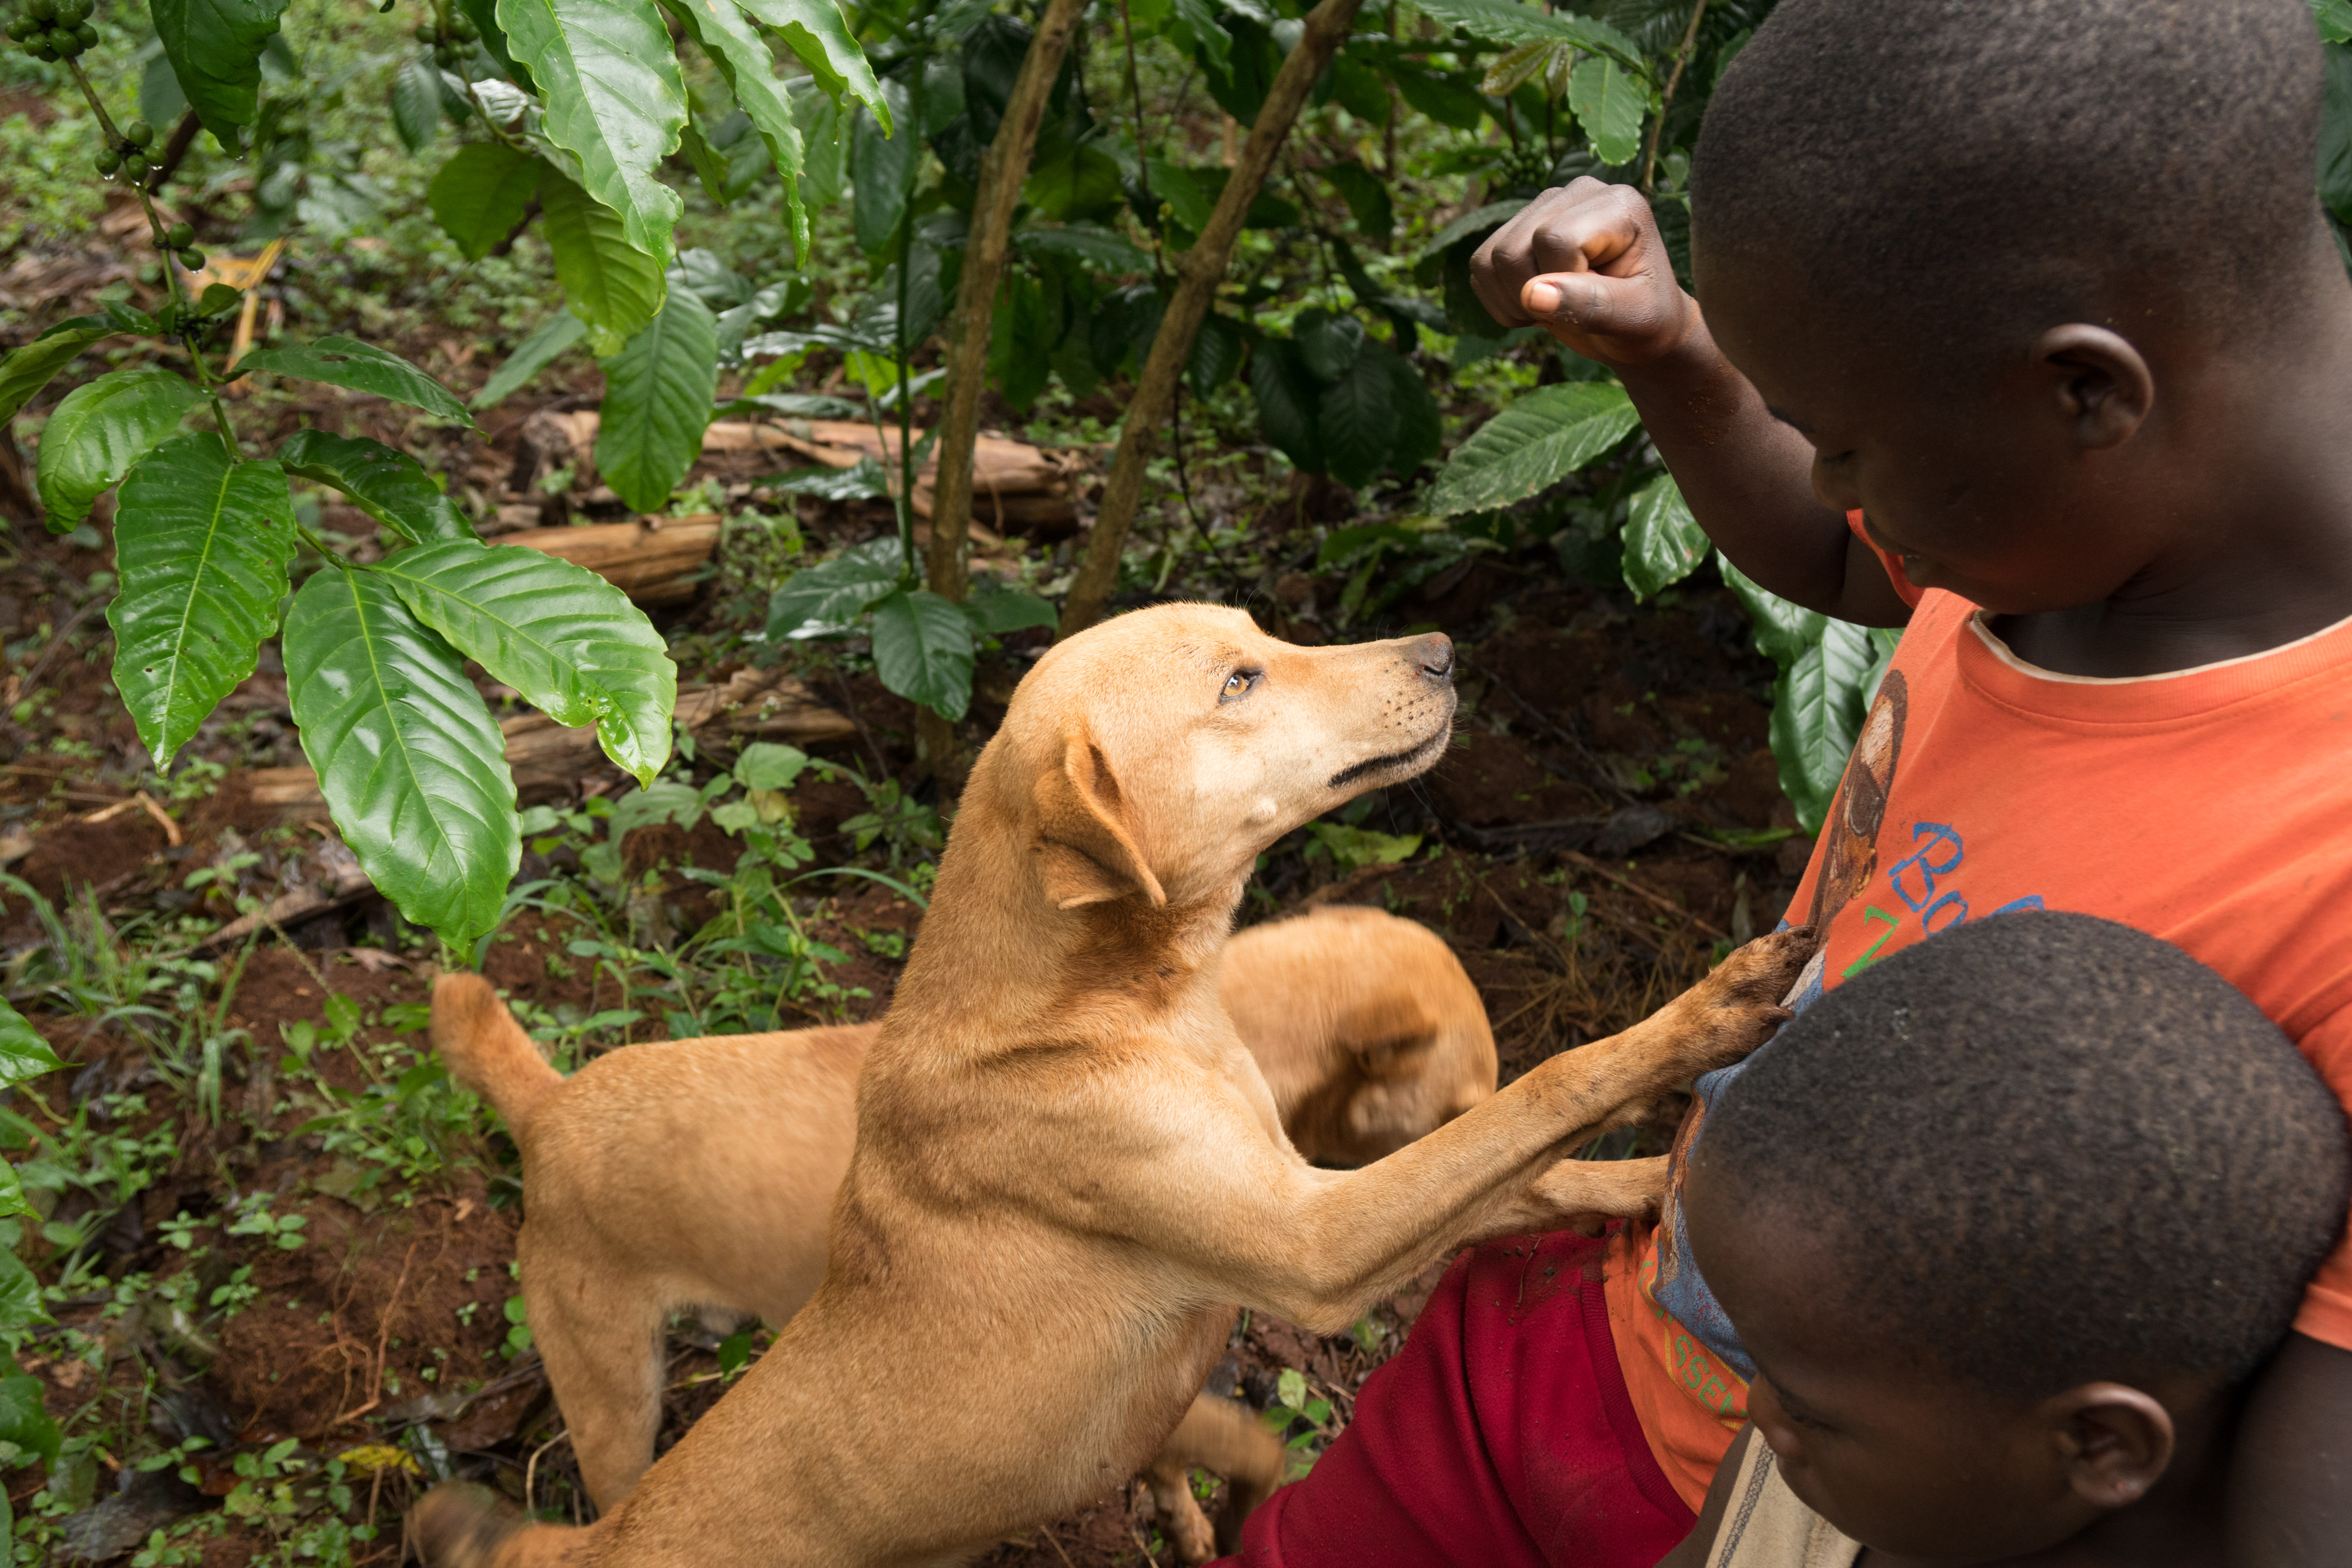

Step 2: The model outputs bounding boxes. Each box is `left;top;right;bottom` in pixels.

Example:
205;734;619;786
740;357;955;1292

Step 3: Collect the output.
1470;178;1697;369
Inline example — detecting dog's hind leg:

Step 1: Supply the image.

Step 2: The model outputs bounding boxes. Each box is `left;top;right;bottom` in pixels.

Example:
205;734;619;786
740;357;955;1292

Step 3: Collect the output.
522;1238;669;1512
1144;1393;1288;1563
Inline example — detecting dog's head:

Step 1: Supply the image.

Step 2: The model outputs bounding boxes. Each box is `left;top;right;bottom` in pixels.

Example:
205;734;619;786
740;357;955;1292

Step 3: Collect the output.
992;605;1456;911
1225;907;1498;1165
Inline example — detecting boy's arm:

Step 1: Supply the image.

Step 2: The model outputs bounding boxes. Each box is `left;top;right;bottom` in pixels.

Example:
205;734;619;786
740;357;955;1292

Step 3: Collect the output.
2229;1332;2352;1564
1655;1424;1756;1568
1471;181;1912;628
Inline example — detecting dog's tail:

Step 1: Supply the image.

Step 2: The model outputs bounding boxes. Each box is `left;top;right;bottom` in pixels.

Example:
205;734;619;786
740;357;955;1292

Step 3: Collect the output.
433;972;562;1139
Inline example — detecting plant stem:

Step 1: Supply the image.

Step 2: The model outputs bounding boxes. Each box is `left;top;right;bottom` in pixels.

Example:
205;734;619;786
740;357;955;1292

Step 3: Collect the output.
1640;0;1708;193
891;0;934;590
1061;0;1371;636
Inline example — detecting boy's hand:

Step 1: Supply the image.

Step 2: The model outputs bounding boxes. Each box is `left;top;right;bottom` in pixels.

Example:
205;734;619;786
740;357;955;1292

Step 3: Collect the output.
1470;179;1698;368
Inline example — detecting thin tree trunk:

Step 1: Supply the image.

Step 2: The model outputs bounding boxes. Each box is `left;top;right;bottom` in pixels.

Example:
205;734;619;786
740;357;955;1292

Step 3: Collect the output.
916;0;1089;779
1059;0;1366;636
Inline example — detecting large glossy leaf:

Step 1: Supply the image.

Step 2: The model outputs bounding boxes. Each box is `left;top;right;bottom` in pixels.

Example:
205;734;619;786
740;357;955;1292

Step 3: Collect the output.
1769;617;1875;834
765;537;907;638
1717;549;1828;668
1622;472;1709;600
735;0;882;119
108;434;297;770
393;55;442;151
1249;337;1324;473
278;430;477;544
151;0;289;139
0;321;114;426
375;540;676;784
1568;55;1644;167
851;79;914;256
0;1252;47;1330
0;999;64;1088
32;367;204;531
1426;380;1639;516
594;292;719;514
789;77;847;206
1188;312;1245;399
0;1371;59;1465
429;142;543;260
965;576;1057;634
1377;342;1442;478
538;169;667;356
283;567;518;944
1316;342;1399;490
233;337;475;428
1406;0;1643;69
496;0;687;268
870;589;974;720
474;312;589;410
668;0;812;259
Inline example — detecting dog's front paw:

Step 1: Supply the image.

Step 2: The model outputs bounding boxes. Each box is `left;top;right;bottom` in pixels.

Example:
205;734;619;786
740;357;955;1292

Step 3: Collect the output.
408;1483;530;1568
1526;1154;1669;1236
1659;925;1817;1076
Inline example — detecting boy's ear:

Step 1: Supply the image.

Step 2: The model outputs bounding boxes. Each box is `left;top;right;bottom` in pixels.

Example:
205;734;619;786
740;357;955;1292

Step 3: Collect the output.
2032;325;2156;452
2046;1382;2176;1510
1031;735;1167;910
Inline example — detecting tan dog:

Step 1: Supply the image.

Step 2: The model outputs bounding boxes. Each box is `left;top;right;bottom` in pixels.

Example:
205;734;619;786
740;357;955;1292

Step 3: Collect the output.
413;604;1811;1568
432;904;1498;1536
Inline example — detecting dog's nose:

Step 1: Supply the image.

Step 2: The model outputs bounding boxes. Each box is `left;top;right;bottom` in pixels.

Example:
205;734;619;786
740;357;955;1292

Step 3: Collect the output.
1411;633;1454;683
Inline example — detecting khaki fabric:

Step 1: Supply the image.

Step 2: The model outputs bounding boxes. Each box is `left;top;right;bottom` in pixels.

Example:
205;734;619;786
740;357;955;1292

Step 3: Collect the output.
1701;1440;1863;1568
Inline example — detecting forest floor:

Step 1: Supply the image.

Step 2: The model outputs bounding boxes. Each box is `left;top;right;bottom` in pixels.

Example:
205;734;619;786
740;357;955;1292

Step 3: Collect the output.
0;209;1806;1567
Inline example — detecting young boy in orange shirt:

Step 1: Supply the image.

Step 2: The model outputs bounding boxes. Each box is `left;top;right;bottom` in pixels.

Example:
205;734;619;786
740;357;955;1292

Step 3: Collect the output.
1226;0;2352;1562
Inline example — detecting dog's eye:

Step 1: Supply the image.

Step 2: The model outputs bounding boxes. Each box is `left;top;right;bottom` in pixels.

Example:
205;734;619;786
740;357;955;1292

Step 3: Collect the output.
1220;668;1260;702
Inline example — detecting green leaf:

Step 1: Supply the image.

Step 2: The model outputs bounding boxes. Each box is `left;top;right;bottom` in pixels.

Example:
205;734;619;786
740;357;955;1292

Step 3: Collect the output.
2321;39;2352;225
594;292;720;514
284;567;519;944
108;434;297;770
770;456;890;499
475;312;589;410
1426;380;1639;516
496;0;687;268
375;540;677;785
733;741;810;791
1189;312;1245;399
765;537;907;638
428;142;544;261
0;322;113;426
1716;549;1827;669
1406;0;1644;71
851;79;914;256
0;1374;59;1467
1317;341;1400;490
870;589;974;720
1568;55;1643;167
537;169;668;357
1320;159;1393;240
0;1253;47;1332
32;367;204;532
393;55;442;152
142;47;192;126
0;999;64;1089
668;0;814;259
1249;336;1324;473
233;336;476;429
2318;0;2352;45
987;270;1054;411
1391;64;1485;131
1014;225;1151;273
1769;617;1875;835
1622;472;1709;600
1297;310;1366;383
1144;159;1215;238
733;0;883;122
789;77;847;206
1375;342;1441;479
152;0;289;140
278;430;478;544
964;575;1057;634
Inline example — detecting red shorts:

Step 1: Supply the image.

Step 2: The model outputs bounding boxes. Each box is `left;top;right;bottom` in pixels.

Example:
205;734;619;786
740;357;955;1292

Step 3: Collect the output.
1226;1230;1696;1567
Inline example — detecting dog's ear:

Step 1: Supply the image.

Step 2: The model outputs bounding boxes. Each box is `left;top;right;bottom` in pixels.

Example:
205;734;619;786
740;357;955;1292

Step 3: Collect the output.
1033;737;1167;910
1337;994;1437;1075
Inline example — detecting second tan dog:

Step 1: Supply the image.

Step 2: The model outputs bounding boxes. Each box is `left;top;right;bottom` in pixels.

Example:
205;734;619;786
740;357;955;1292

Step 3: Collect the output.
413;604;1811;1567
432;904;1497;1540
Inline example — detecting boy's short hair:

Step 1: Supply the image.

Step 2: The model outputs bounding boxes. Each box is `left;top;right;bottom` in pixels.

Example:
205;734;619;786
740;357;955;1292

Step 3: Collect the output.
1696;912;2351;1398
1688;0;2327;362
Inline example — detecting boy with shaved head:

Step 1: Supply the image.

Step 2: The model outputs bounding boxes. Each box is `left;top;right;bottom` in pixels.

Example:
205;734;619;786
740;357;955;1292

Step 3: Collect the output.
1223;0;2352;1562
